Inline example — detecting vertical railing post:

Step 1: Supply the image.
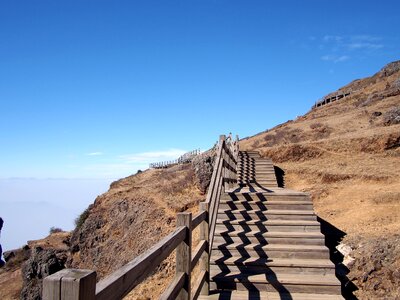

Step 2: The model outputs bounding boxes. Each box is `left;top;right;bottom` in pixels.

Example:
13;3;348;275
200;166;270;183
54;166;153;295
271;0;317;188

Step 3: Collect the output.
199;202;210;295
176;212;192;300
43;269;96;300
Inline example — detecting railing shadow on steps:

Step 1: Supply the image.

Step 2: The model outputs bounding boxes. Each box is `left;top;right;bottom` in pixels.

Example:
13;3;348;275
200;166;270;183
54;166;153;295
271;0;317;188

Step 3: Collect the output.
42;134;239;300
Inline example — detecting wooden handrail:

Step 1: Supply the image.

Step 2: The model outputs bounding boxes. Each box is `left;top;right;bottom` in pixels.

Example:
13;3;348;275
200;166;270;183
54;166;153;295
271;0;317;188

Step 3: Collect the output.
95;226;187;300
43;134;238;300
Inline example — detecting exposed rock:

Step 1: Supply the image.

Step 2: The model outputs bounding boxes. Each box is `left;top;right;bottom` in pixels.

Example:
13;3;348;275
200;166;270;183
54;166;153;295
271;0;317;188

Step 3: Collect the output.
191;149;216;194
345;236;400;299
379;61;400;78
337;243;352;257
3;250;15;262
383;106;400;126
337;243;355;268
21;247;67;300
372;111;382;117
392;77;400;90
359;92;384;107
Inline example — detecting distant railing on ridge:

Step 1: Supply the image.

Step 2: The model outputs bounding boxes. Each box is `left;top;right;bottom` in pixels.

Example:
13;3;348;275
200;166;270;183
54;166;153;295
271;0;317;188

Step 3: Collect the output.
42;134;239;300
149;149;201;169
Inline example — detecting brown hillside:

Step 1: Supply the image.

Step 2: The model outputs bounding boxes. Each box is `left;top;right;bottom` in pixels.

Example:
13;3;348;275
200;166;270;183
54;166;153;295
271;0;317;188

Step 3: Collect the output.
240;61;400;299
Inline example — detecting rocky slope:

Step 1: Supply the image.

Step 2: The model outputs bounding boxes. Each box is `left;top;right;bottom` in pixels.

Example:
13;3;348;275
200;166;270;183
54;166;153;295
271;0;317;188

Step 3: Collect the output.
240;60;400;299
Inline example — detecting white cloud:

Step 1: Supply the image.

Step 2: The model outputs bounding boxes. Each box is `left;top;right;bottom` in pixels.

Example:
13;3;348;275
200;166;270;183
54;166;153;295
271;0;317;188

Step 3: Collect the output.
347;42;383;50
322;34;384;51
86;152;103;156
319;34;383;63
321;54;350;63
323;35;343;43
120;149;187;164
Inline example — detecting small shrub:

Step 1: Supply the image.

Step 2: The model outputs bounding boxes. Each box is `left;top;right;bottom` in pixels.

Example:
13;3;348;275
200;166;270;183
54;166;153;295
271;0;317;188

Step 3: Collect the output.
309;122;323;129
49;227;63;234
320;173;352;184
310;122;332;140
263;127;304;146
75;207;90;230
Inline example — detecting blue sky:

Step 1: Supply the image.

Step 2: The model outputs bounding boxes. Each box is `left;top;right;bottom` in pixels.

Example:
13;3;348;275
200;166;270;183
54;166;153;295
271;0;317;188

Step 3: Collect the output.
1;0;399;179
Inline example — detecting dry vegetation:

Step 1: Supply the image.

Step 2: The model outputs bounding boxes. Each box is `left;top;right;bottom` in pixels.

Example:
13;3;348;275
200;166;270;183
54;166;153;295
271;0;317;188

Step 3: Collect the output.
68;163;206;299
240;61;400;299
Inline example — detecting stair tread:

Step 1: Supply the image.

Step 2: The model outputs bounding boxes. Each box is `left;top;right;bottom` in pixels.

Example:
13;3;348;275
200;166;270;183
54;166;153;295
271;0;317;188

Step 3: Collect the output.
214;230;324;238
211;271;340;285
219;209;315;215
210;257;335;269
216;219;319;225
198;291;344;299
225;192;309;196
220;200;312;205
213;244;328;253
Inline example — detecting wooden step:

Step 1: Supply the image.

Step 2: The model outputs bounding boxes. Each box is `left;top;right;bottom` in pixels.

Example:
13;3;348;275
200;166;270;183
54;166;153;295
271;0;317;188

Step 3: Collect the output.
221;193;309;201
210;272;341;294
212;243;329;261
198;291;344;300
215;220;321;232
213;230;325;245
238;162;273;166
219;200;313;211
214;230;324;239
210;257;335;275
217;209;317;221
212;243;329;259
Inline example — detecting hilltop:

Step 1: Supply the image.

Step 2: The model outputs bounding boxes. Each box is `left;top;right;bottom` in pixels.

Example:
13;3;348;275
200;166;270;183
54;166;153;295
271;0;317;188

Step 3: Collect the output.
1;61;399;299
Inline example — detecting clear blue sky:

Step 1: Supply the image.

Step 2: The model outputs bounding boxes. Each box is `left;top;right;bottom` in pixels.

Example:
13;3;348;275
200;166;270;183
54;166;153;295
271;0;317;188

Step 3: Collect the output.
1;0;399;179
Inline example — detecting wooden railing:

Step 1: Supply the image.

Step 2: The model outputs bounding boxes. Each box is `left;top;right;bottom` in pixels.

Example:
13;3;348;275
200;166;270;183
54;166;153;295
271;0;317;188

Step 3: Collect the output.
43;134;239;300
149;149;201;169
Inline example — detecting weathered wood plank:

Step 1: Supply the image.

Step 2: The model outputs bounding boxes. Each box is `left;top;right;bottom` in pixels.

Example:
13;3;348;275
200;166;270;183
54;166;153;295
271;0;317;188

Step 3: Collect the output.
176;212;192;300
191;270;206;300
205;137;224;205
199;202;209;296
159;272;185;300
95;226;186;300
192;211;206;229
191;240;207;271
43;269;96;300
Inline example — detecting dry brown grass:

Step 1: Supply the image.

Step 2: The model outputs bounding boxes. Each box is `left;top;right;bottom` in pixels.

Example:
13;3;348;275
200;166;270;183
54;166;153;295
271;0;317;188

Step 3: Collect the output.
240;67;400;298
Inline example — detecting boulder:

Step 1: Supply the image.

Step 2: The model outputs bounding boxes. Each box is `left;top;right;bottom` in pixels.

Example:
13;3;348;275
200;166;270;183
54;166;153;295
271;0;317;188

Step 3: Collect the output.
21;247;67;300
383;107;400;126
191;149;216;194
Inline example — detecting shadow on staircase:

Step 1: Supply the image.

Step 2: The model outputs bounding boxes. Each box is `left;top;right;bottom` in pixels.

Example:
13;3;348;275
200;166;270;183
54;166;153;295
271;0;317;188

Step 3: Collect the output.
213;215;293;299
274;166;285;188
318;217;358;300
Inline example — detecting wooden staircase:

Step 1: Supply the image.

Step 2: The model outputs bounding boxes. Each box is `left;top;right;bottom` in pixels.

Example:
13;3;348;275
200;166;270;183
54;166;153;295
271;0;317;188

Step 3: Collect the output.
199;151;343;299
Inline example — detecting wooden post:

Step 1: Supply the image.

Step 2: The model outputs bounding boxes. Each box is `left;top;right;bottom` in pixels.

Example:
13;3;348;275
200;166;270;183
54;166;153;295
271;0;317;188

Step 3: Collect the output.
199;202;210;295
176;212;192;300
43;269;96;300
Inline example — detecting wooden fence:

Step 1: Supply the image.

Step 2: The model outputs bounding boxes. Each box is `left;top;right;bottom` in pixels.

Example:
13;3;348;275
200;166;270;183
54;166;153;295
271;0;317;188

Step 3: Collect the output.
313;90;352;108
149;149;201;169
43;134;239;300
